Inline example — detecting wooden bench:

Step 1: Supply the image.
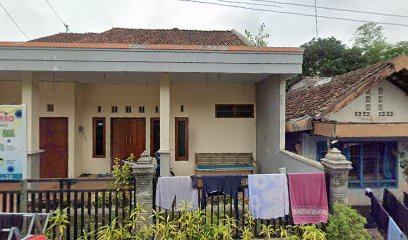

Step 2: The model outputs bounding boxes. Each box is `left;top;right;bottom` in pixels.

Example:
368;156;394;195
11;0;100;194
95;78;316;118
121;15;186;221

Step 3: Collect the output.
195;153;256;176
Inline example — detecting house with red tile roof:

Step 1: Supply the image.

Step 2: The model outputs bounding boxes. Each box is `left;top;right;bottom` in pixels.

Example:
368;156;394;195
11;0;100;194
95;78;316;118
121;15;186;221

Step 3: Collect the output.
0;27;319;180
285;55;408;205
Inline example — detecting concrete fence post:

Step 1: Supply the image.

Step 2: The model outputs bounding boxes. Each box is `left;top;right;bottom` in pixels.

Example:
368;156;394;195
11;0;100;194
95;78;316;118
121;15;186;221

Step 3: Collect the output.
321;148;353;208
132;151;157;223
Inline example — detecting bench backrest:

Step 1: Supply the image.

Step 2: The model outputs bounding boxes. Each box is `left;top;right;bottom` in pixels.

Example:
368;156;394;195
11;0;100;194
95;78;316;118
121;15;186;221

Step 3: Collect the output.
196;153;253;165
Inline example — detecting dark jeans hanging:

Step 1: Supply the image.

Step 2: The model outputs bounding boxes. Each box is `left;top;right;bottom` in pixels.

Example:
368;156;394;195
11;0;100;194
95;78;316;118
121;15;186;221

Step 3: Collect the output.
201;175;242;220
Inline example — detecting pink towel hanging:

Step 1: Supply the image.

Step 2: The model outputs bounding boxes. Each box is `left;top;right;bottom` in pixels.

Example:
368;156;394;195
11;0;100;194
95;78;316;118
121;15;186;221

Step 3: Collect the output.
288;172;329;224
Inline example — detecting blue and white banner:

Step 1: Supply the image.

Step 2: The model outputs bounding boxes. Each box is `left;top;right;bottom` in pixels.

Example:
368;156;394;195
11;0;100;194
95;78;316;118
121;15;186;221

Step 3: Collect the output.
0;105;27;180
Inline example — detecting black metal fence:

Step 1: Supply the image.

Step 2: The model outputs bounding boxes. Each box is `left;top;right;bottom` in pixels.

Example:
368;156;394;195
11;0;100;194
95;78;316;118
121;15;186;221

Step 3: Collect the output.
0;178;136;239
152;176;294;237
2;175;329;239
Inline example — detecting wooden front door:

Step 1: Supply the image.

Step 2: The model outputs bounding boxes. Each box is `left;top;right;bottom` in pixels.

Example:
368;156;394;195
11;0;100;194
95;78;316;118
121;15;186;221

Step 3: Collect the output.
111;118;146;164
40;118;68;178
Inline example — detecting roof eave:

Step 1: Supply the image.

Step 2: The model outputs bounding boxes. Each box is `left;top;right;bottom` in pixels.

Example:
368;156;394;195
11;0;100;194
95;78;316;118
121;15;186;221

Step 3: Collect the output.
0;41;303;53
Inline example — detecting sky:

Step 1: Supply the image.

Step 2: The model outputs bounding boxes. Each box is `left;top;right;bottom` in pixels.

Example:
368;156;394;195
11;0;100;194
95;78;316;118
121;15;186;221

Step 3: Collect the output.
0;0;407;47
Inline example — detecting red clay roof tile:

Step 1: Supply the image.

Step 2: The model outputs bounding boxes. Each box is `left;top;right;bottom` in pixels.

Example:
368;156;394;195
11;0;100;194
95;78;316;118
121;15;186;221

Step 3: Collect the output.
286;61;394;121
29;28;248;46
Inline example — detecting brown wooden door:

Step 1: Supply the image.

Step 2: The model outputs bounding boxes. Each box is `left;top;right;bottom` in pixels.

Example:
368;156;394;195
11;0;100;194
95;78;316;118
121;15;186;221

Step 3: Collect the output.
111;119;129;161
129;118;146;158
111;118;145;165
40;118;68;178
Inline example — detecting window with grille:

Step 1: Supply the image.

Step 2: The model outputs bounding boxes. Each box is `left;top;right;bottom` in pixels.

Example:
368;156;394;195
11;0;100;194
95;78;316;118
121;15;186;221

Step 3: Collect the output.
337;141;398;188
93;117;106;158
175;117;188;161
215;104;254;118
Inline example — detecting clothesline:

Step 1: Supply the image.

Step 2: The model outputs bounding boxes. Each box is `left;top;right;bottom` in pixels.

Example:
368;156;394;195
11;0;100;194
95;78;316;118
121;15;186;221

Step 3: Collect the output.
155;172;329;225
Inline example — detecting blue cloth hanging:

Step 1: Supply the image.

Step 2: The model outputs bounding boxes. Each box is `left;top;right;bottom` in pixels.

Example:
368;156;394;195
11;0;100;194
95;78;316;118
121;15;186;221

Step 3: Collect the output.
388;217;404;240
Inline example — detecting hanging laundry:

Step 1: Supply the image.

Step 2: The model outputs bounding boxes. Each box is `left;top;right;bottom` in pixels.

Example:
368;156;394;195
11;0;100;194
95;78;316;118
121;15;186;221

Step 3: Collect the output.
383;189;398;221
388;217;406;240
383;188;408;235
201;175;242;219
288;173;328;224
155;176;198;210
404;192;408;208
190;175;198;189
248;174;289;219
366;189;389;232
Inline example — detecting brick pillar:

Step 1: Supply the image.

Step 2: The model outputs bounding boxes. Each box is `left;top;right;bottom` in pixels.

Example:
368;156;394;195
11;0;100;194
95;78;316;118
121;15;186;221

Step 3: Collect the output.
321;148;352;207
132;151;157;223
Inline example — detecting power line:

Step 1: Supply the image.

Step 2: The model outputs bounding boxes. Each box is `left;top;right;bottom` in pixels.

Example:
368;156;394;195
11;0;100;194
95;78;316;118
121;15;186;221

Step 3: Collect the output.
0;1;29;40
218;0;281;8
178;0;408;28
45;0;69;32
248;0;408;19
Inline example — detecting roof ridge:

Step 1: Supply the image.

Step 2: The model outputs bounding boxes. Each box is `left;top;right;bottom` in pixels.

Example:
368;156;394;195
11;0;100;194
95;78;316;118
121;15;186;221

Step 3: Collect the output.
108;27;233;32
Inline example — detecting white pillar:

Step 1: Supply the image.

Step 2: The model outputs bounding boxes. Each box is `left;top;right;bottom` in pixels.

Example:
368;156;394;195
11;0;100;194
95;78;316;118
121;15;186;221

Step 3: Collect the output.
22;72;40;179
158;73;171;176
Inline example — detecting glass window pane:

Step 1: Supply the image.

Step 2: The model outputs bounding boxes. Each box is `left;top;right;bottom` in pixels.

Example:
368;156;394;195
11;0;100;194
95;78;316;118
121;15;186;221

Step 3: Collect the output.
362;143;377;181
341;143;361;181
94;119;105;156
235;105;254;118
379;142;397;180
152;120;160;154
216;105;234;118
177;120;186;158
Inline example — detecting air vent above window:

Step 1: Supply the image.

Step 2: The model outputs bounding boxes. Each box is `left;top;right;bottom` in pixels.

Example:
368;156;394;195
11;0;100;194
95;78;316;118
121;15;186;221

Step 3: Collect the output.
139;106;145;113
47;104;54;112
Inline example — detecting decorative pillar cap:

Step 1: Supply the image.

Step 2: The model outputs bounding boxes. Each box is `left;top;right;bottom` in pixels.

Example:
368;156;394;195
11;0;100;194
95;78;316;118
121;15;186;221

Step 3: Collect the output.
131;151;157;173
138;151;153;164
321;148;352;171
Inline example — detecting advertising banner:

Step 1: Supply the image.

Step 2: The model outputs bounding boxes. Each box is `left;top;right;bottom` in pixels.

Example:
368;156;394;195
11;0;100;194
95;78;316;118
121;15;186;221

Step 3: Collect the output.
0;105;27;180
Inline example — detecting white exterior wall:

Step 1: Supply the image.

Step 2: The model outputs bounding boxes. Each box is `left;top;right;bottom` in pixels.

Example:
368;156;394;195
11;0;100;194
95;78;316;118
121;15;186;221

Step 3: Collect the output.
0;80;257;177
0;81;21;104
0;80;79;177
326;80;408;123
256;76;324;173
80;83;160;174
170;82;256;176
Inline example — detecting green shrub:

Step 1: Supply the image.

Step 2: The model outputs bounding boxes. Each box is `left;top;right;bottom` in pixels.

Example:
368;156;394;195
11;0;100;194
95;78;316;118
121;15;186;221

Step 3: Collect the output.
326;203;371;240
46;208;70;240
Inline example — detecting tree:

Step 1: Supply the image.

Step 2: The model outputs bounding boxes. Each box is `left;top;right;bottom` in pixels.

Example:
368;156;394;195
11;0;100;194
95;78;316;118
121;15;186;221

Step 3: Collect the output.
352;22;391;64
301;37;367;76
384;41;408;59
353;22;387;49
245;23;270;47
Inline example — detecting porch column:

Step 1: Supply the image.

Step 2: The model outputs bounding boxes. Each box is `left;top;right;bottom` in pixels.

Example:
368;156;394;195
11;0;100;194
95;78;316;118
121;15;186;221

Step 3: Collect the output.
21;72;41;179
158;73;171;176
321;148;352;208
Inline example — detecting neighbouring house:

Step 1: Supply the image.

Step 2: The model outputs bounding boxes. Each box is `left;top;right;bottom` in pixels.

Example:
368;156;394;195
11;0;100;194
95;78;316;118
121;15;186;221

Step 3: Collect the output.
285;55;408;205
0;27;321;179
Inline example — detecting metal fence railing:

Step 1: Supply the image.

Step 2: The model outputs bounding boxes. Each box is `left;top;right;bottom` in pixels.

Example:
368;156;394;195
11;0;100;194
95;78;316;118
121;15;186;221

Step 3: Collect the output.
0;178;136;240
152;176;295;238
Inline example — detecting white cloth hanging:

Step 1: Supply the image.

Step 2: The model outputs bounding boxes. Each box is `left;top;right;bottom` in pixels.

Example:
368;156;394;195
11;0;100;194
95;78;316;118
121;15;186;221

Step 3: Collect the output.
248;174;289;219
